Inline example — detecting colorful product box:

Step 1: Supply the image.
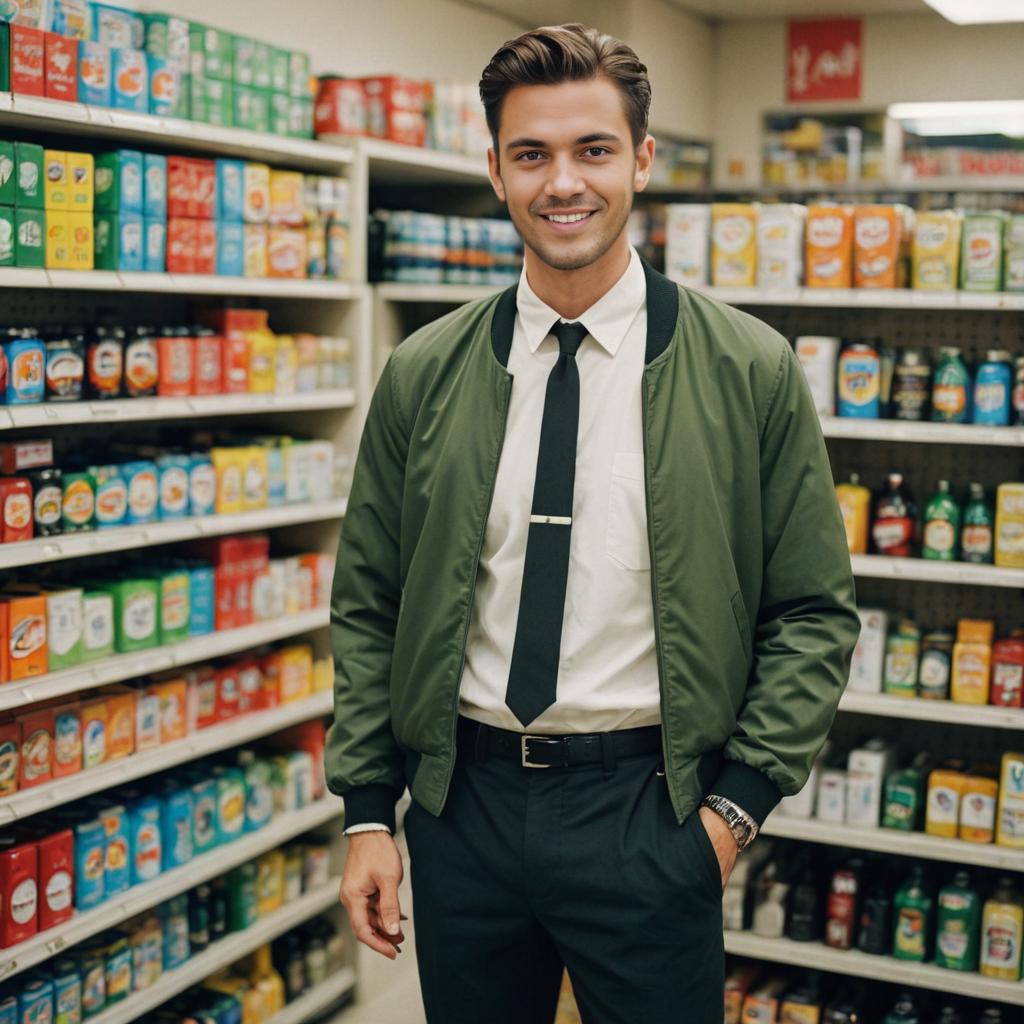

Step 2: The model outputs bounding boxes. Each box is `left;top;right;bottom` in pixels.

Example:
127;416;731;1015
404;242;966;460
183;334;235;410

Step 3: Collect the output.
106;687;136;758
44;150;69;210
244;223;268;277
269;47;289;94
0;206;14;266
215;159;245;222
289;51;311;99
43;31;77;101
94;212;143;271
18;705;53;788
14;142;43;209
232;35;255;87
268;226;306;278
217;220;245;276
233;85;270;132
189;75;233;126
10;24;45;97
194;159;216;219
243;163;270;224
195;218;216;275
91;3;145;50
251;41;271;91
94;149;143;214
67;210;93;270
143;13;191;66
189;24;233;81
67;151;93;212
52;701;82;776
102;577;159;653
4;592;47;679
144;217;166;272
77;39;112;106
270;91;290;137
0;142;13;207
149;56;185;118
122;460;159;523
82;589;114;661
45;587;83;671
51;0;91;39
0;719;18;795
143;152;167;219
14;207;44;267
34;829;74;931
157;454;190;518
80;697;107;769
111;47;149;112
44;210;68;268
166;216;197;273
362;76;426;147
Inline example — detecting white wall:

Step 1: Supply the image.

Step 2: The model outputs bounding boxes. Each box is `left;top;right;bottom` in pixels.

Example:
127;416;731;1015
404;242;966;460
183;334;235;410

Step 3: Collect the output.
712;12;1024;188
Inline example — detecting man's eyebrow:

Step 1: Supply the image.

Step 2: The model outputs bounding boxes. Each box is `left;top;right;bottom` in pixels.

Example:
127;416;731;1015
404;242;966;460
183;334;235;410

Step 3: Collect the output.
504;132;622;153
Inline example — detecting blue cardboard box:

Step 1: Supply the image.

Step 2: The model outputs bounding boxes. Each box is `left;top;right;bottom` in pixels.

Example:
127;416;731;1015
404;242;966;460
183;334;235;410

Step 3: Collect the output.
78;40;112;106
215;159;245;222
144;217;166;272
111;48;149;113
216;220;245;276
143;153;166;219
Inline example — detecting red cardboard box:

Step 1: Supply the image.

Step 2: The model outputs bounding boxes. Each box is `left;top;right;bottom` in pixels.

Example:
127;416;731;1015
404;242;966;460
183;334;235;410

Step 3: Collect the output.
193;333;222;395
195;219;217;275
193;159;216;220
44;32;77;101
34;829;74;931
314;77;368;137
0;841;38;948
166;156;191;219
361;76;427;147
0;718;19;797
190;666;218;730
215;664;240;722
237;658;263;713
18;705;53;789
10;25;45;97
166;217;197;274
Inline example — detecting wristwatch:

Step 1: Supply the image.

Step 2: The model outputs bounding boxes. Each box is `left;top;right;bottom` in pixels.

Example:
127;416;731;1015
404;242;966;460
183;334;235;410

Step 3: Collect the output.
700;794;759;852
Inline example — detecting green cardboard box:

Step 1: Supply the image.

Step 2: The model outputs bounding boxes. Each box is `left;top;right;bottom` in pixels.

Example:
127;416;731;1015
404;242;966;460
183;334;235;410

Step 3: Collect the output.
16;142;45;209
270;92;290;136
15;208;45;267
191;76;233;126
234;85;269;132
269;46;289;93
189;24;233;82
101;577;161;653
0;23;10;92
232;34;254;86
252;41;271;90
45;588;84;672
158;568;191;645
93;212;118;270
82;590;115;662
94;152;120;213
251;89;270;133
0;142;14;207
289;98;313;139
0;206;14;266
960;212;1008;292
144;13;190;66
288;50;311;99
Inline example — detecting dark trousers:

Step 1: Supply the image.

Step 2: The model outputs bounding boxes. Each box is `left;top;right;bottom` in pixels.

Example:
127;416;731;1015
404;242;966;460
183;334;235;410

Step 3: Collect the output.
403;721;724;1023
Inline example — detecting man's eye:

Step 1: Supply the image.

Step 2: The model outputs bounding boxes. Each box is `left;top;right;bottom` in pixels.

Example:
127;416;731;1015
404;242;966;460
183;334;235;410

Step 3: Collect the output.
516;151;544;162
584;147;610;158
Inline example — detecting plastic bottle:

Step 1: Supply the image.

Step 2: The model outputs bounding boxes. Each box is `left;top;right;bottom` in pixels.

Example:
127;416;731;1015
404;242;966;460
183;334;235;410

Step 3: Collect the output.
919;632;954;700
872;473;918;557
786;861;823;942
951;619;995;705
980;877;1024;980
923;480;962;560
857;877;893;955
884;992;922;1023
935;871;981;971
838;342;881;419
961;483;995;565
973;350;1013;426
248;944;285;1014
884;619;921;698
932;347;972;423
892;865;933;961
929;1006;963;1024
836;473;871;554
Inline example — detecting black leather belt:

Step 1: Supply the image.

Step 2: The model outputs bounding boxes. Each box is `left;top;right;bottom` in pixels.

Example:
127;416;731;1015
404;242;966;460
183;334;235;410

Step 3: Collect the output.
457;715;662;769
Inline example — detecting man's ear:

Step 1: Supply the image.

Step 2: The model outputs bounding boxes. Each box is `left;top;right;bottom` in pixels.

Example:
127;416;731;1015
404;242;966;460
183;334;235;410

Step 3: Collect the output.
634;134;655;193
487;147;507;203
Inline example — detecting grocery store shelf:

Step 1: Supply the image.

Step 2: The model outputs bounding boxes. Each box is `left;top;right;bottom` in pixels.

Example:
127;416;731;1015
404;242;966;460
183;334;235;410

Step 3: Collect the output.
850;554;1024;588
840;689;1024;729
693;284;1024;311
0;389;357;430
761;813;1024;871
0;92;354;170
0;499;347;570
0;800;344;984
376;281;504;303
0;267;364;298
821;416;1024;447
352;136;490;184
0;608;330;713
0;692;334;823
746;177;1024;195
265;972;359;1024
723;932;1024;1006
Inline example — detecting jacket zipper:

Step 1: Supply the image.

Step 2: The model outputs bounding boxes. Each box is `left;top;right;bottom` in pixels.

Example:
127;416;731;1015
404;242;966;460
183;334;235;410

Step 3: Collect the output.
440;374;514;806
642;370;676;810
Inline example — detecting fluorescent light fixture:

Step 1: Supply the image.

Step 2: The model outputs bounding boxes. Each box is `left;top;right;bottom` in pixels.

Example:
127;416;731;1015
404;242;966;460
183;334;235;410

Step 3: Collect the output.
888;100;1024;136
923;0;1024;24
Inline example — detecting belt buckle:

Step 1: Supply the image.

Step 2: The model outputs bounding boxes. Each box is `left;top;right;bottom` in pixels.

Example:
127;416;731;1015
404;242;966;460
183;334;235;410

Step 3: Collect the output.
521;734;556;768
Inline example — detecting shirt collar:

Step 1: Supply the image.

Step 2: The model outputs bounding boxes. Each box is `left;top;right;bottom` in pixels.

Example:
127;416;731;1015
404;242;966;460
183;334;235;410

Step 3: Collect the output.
515;247;646;357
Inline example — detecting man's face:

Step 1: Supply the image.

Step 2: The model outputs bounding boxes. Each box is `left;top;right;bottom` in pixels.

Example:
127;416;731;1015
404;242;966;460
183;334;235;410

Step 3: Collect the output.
487;76;653;272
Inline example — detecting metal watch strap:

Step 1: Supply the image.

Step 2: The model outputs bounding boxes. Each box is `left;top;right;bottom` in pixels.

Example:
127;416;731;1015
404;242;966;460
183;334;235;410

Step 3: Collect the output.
701;794;759;851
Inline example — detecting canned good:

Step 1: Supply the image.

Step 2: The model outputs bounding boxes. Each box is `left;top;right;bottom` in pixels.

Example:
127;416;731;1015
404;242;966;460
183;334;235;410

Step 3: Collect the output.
892;347;931;422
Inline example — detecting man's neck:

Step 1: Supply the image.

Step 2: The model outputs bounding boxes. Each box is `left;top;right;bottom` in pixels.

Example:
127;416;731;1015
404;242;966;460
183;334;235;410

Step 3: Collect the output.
524;237;632;322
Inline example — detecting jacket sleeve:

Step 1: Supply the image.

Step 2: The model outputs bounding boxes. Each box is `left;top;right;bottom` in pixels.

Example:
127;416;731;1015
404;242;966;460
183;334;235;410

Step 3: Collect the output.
712;341;861;826
325;355;408;834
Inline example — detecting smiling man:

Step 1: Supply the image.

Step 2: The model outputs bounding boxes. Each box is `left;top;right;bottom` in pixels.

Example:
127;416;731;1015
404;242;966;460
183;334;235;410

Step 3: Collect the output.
327;23;859;1024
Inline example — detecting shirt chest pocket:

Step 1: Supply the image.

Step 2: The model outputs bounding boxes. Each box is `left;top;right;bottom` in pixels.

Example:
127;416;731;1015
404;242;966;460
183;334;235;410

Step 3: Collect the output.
605;452;650;572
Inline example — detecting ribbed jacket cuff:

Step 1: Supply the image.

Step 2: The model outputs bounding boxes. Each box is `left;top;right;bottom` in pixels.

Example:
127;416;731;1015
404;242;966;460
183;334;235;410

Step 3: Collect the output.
343;784;401;834
709;760;783;827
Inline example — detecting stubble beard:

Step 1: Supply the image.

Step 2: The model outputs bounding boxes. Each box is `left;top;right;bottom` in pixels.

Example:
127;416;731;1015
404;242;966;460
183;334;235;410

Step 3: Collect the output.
510;195;633;272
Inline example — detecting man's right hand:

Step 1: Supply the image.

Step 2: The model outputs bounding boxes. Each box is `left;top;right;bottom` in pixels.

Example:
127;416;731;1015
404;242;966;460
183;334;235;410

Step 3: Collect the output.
339;831;407;960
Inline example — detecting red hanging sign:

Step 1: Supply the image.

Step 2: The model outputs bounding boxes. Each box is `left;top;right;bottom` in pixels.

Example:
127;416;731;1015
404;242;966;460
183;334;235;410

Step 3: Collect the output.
787;18;863;103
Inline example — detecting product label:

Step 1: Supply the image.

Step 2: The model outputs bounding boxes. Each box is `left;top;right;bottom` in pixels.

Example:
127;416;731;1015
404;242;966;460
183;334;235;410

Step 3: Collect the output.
34;485;61;525
190;462;216;513
161;584;188;630
54;713;80;767
12;615;46;659
925;519;956;553
46;351;84;398
84;597;113;649
89;339;122;388
919;650;951;695
123;591;156;640
713;215;753;253
10;877;38;925
135;822;161;879
917;223;950;248
221;464;241;506
855;215;891;248
976;381;1007;414
962;525;993;556
125;342;157;391
938;922;969;960
983;921;1021;970
46;869;72;912
96;478;127;523
808;215;845;248
64;479;95;524
4;491;32;530
838;355;880;408
896;907;927;957
22;727;50;779
128;470;158;518
994;663;1024;705
928;784;960;825
874;517;914;556
83;718;106;767
933;384;968;417
961;792;996;831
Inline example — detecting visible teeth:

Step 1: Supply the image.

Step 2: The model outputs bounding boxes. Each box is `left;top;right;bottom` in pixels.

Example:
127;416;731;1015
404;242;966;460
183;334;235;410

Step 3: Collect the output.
546;212;589;223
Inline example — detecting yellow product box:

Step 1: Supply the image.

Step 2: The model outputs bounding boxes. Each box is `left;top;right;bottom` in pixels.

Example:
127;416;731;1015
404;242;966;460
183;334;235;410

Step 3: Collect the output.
243;162;271;224
45;212;71;269
269;170;304;227
240;444;269;512
952;618;994;704
147;676;188;742
256;849;285;916
67;152;95;212
278;643;312;703
246;330;277;392
313;654;333;693
43;150;70;210
211;447;245;514
996;751;1024;847
805;203;854;288
912;210;962;291
995;482;1024;568
67;212;94;271
244;223;269;277
711;203;757;287
926;764;966;838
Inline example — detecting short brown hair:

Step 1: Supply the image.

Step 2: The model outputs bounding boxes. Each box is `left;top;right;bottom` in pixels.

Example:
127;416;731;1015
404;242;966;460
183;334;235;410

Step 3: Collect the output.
479;23;651;150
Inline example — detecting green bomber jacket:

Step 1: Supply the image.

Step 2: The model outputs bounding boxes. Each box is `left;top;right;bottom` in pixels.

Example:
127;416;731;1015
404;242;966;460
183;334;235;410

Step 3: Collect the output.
326;260;860;834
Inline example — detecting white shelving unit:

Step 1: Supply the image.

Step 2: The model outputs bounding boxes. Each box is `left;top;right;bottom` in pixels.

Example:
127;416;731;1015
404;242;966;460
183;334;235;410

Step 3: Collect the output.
723;933;1024;1006
0;800;343;983
264;971;359;1024
850;554;1024;588
839;690;1024;729
819;416;1024;448
0;608;329;713
0;692;333;823
691;284;1024;311
81;885;350;1024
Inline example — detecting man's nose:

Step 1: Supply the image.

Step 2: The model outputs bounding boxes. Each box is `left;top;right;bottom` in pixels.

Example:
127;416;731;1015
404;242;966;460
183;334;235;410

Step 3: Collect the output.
544;155;585;199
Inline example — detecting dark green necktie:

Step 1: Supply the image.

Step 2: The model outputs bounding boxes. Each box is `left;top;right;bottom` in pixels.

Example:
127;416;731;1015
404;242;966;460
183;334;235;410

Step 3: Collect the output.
505;320;588;727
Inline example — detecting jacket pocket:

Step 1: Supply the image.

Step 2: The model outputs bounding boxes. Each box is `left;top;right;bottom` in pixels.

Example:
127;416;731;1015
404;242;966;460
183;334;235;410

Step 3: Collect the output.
605;452;650;572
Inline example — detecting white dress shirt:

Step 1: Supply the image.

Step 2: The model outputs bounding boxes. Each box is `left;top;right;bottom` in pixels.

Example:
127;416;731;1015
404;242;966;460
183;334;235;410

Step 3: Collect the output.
459;246;660;734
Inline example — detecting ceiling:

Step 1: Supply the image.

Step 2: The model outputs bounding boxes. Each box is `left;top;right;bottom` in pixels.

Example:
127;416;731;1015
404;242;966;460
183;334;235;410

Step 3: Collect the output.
461;0;932;27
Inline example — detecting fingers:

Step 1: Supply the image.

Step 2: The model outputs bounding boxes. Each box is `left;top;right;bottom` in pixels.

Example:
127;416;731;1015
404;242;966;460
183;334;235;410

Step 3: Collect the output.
377;874;404;938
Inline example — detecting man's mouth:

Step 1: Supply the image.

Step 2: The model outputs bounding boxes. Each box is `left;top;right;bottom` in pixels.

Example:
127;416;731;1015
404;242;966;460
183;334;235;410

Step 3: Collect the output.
539;210;596;227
